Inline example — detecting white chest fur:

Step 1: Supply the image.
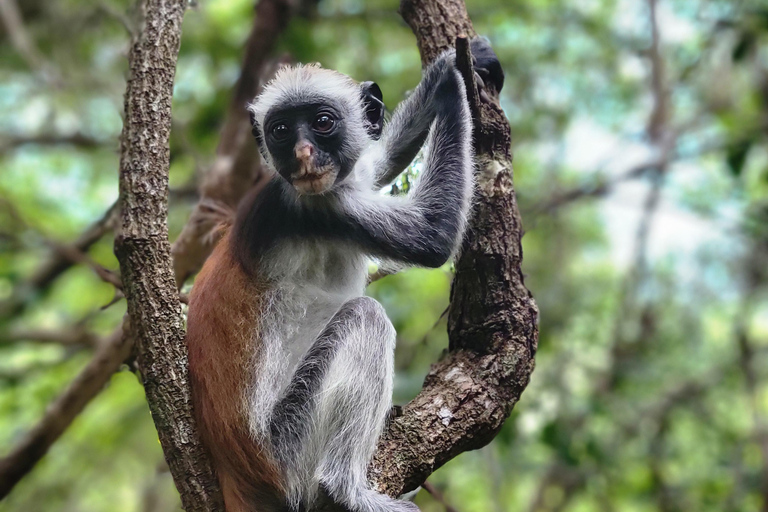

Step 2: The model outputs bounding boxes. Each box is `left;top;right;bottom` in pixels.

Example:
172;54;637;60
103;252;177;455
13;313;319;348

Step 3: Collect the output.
247;239;368;436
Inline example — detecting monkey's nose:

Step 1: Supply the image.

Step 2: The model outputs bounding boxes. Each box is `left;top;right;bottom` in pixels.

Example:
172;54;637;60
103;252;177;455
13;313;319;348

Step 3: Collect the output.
294;142;314;161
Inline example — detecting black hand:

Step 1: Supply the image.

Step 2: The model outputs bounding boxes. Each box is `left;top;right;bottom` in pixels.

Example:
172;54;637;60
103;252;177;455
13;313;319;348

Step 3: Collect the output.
470;37;505;96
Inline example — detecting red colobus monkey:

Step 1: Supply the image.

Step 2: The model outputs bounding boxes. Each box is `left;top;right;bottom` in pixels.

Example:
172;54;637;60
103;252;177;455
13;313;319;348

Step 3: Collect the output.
186;38;504;512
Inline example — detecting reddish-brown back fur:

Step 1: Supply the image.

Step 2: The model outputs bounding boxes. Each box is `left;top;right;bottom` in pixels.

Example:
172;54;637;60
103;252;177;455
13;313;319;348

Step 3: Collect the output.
187;229;285;512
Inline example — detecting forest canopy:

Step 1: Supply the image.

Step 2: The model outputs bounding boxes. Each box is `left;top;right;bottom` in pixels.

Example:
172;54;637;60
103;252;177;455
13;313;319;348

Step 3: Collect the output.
1;0;768;511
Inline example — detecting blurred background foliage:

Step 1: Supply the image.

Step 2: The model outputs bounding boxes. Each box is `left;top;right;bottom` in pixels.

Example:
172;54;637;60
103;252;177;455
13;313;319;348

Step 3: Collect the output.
1;0;768;510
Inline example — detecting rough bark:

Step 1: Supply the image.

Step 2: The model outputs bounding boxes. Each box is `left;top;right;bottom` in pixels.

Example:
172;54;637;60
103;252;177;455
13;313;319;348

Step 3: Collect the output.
112;0;224;509
367;0;538;496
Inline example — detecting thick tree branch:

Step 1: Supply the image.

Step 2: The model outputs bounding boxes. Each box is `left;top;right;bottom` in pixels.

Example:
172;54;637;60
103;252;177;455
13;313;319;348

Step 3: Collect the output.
368;0;538;496
112;0;223;509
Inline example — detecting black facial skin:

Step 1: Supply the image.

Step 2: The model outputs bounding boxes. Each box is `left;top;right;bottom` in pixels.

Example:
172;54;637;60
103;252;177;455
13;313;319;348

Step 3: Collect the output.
263;102;355;187
254;85;386;196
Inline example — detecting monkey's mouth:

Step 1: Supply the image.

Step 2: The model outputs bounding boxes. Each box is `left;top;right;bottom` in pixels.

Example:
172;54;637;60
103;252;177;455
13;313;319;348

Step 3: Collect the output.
292;170;335;195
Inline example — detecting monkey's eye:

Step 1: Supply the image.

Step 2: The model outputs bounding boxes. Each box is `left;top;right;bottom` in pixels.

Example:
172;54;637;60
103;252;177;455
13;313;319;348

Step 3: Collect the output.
312;114;335;134
271;123;290;140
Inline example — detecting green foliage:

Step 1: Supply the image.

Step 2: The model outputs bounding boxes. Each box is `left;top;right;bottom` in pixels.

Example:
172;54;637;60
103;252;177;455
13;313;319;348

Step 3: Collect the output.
2;0;768;511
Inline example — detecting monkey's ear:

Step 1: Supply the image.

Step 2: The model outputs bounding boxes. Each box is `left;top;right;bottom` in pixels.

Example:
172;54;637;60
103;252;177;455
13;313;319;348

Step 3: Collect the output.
360;81;384;140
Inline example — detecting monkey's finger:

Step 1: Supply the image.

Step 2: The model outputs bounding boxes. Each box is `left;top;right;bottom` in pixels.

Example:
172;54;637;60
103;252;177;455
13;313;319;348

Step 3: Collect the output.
474;71;492;104
474;71;486;90
474;72;489;104
475;67;491;80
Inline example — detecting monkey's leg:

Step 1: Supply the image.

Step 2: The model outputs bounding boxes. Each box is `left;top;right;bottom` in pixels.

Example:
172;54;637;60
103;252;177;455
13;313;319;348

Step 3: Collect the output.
270;296;418;512
313;298;418;512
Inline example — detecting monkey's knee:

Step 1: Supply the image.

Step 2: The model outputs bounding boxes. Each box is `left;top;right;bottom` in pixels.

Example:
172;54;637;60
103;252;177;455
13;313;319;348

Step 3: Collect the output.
335;296;395;351
337;296;389;325
322;297;395;403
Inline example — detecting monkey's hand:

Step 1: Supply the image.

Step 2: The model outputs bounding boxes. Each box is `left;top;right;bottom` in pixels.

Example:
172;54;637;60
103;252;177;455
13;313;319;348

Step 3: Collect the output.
470;37;505;103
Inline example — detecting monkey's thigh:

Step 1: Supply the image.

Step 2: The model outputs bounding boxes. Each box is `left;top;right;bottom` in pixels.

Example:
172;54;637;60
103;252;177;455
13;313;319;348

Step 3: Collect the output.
281;297;419;511
271;297;395;491
311;298;417;511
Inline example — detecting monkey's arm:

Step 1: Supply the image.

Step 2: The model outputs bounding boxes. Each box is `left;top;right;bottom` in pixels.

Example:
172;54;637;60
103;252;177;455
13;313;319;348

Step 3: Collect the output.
341;69;473;267
365;38;504;190
364;53;454;190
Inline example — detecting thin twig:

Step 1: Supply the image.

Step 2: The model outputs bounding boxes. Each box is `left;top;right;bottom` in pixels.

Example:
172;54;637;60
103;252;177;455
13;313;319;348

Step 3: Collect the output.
96;1;136;39
0;200;119;320
0;0;61;85
0;328;97;348
0;196;122;290
0;133;107;153
527;159;658;217
45;239;123;290
423;481;461;512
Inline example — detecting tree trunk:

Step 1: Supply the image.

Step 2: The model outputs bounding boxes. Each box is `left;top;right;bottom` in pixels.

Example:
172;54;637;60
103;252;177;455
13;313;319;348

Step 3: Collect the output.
113;0;224;509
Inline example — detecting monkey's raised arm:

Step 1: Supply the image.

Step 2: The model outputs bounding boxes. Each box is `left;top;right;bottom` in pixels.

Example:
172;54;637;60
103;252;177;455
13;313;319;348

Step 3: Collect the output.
363;38;504;190
363;53;453;189
341;68;474;267
234;67;472;270
237;41;504;271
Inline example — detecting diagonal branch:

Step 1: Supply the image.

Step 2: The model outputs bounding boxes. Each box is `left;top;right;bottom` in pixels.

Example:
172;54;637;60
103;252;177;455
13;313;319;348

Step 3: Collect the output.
0;328;131;499
422;481;461;512
369;0;538;496
0;201;119;320
0;0;60;84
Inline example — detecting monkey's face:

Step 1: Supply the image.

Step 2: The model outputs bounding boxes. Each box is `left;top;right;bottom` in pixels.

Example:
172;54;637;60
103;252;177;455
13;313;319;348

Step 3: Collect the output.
262;103;354;195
